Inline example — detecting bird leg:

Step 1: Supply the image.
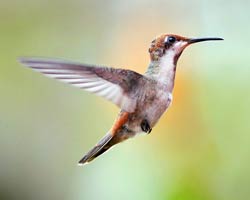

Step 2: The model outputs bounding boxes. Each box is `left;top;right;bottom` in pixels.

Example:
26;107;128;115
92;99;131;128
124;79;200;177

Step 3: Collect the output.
141;119;152;134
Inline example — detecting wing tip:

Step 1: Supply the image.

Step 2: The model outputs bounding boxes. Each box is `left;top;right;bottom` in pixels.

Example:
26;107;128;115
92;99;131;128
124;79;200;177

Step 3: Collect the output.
17;56;29;65
17;56;83;66
17;56;47;67
18;57;44;69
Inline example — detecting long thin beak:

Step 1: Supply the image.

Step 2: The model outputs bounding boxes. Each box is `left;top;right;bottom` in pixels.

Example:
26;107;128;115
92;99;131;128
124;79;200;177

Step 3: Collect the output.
188;37;224;44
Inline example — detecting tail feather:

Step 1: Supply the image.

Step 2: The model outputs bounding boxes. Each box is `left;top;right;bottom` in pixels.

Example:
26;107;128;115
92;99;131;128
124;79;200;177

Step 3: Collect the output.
78;133;114;166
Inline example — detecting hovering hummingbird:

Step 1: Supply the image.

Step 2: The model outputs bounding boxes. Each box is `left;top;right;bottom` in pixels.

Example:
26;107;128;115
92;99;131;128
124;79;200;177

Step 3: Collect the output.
19;34;223;165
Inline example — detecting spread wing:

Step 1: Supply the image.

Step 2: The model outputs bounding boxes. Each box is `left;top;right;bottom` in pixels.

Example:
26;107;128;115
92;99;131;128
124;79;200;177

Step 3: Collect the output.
19;57;143;112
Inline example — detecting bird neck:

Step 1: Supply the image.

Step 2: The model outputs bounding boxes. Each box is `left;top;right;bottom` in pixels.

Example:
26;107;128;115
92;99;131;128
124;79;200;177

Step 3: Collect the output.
145;51;178;92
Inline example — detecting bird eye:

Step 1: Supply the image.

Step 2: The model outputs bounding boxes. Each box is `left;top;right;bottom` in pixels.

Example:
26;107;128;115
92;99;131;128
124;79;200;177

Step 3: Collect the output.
167;36;176;44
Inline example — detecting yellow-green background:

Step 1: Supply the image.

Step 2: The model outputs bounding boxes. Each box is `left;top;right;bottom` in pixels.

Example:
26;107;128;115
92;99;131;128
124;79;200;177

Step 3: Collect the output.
1;0;250;200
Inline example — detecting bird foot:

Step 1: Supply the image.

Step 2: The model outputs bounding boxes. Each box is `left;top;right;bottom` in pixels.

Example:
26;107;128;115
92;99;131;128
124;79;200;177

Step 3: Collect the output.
141;119;152;134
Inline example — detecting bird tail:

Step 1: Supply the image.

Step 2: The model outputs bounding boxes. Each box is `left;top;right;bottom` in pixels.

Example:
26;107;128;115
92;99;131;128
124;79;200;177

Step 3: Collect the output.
78;132;114;166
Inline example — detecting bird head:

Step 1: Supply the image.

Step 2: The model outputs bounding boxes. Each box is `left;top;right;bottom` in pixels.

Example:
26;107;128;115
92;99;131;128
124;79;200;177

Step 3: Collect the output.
149;34;223;63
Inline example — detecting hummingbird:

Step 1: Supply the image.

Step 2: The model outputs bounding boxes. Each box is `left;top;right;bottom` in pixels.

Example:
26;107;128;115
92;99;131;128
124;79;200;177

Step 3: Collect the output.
19;34;223;165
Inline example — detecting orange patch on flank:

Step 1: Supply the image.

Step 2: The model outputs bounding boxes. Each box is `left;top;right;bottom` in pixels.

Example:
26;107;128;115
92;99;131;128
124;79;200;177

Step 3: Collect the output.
110;112;129;136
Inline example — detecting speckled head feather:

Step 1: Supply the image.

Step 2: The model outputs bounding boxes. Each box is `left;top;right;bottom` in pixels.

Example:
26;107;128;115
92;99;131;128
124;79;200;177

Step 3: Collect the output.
148;34;188;61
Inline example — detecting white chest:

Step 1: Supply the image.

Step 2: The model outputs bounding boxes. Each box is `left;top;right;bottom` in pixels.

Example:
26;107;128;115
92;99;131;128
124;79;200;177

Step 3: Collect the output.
145;90;173;126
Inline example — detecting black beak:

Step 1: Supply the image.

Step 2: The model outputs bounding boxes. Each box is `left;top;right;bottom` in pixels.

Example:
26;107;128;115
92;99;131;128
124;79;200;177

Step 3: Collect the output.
188;37;224;44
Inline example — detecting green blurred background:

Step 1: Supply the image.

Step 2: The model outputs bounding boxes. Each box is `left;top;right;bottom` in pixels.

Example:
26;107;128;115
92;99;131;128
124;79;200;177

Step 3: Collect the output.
1;0;250;199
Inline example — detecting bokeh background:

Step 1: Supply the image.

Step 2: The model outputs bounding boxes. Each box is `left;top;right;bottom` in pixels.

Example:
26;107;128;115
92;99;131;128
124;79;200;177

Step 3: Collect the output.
1;0;250;199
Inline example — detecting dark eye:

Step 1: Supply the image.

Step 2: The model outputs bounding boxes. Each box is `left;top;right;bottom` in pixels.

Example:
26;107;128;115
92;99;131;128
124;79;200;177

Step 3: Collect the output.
167;36;176;44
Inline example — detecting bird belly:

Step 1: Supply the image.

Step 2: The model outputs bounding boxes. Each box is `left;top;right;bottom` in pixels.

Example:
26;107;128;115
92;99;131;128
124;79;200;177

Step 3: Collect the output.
125;91;172;134
144;92;172;127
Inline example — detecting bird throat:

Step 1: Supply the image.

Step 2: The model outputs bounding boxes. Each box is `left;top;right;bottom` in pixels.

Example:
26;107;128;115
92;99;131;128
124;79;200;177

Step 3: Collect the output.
146;50;179;91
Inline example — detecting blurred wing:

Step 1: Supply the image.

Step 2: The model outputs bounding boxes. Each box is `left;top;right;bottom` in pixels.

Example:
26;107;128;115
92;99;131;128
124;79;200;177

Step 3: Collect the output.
19;57;142;112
